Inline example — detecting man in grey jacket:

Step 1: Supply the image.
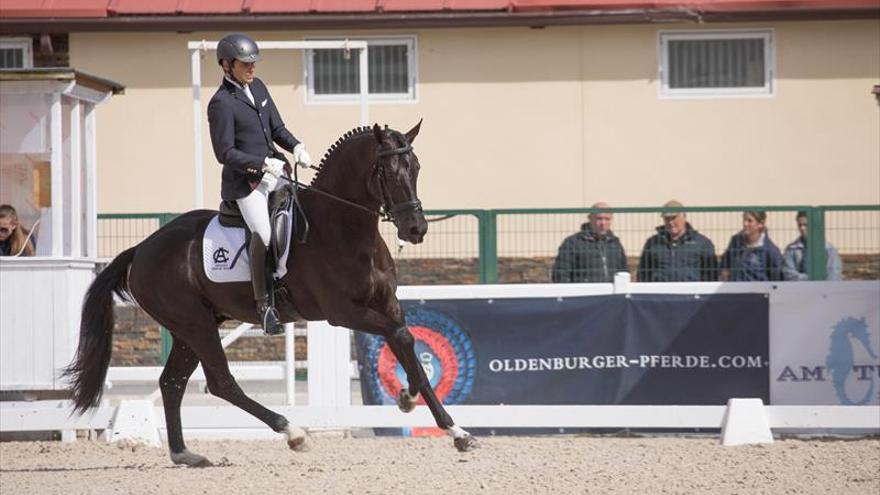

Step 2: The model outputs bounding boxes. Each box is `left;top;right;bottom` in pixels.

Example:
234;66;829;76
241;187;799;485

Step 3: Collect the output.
552;202;628;283
782;211;842;280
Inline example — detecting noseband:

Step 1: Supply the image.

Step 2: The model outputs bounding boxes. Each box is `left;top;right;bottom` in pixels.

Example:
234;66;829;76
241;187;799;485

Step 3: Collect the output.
375;135;423;225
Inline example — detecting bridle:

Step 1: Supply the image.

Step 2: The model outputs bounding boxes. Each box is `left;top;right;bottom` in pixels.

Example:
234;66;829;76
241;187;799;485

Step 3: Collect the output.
283;131;422;226
374;132;423;226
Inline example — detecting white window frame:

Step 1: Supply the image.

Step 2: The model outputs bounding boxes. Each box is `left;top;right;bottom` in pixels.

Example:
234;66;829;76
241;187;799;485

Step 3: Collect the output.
658;29;774;99
304;35;418;104
0;37;34;69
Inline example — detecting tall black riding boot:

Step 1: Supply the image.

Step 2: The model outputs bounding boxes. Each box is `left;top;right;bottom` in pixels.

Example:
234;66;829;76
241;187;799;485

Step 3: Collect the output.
249;235;285;335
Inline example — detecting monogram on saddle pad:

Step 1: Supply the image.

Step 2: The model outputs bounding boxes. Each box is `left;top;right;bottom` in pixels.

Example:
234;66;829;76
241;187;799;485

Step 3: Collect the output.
203;183;307;283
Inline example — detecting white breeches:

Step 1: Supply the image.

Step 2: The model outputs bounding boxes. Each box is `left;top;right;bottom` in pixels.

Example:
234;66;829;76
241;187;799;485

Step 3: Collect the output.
236;174;282;247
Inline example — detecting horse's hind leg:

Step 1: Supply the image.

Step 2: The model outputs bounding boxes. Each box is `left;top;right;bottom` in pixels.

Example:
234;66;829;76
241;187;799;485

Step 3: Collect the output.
195;332;309;452
159;338;210;467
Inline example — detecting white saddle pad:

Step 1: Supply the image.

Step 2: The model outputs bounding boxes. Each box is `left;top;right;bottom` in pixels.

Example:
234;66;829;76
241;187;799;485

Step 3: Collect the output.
202;215;290;283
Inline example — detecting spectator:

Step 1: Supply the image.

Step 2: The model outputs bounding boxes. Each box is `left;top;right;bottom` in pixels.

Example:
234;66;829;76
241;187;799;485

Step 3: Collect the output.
720;210;783;281
637;200;718;282
0;204;35;257
782;210;842;281
551;202;627;283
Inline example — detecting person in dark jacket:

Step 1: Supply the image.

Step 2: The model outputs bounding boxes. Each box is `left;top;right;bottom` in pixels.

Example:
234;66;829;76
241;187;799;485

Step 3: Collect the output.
207;33;313;335
720;210;784;281
552;202;627;283
637;200;719;282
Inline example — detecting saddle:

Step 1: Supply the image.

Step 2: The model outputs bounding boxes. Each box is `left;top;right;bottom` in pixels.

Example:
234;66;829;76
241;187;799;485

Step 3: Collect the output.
218;182;309;265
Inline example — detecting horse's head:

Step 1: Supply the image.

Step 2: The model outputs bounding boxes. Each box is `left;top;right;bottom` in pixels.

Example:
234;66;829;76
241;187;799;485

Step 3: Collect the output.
372;121;428;244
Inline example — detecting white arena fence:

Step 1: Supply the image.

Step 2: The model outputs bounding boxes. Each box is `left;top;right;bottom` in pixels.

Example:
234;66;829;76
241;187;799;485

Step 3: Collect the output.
2;277;879;446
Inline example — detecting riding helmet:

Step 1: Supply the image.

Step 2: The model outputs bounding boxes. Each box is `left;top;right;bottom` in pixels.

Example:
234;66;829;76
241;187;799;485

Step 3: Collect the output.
217;33;261;65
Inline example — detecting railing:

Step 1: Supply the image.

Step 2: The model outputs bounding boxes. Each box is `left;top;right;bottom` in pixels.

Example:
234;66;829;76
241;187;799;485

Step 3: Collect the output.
99;205;880;285
4;282;879;442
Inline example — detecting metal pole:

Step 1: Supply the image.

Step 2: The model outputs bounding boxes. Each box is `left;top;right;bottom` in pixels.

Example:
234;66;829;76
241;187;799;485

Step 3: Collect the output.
807;207;827;280
191;49;204;210
478;211;498;284
285;322;296;405
358;46;369;126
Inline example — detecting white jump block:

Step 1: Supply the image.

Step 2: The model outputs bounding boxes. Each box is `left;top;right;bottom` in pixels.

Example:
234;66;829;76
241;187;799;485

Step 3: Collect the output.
107;400;161;447
721;398;774;446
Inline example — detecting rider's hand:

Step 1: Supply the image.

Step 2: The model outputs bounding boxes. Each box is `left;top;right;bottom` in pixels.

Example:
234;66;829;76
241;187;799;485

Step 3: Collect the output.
263;157;285;178
293;143;312;169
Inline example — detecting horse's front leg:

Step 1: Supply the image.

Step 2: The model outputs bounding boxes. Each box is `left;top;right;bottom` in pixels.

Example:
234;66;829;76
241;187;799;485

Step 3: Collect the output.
332;307;479;452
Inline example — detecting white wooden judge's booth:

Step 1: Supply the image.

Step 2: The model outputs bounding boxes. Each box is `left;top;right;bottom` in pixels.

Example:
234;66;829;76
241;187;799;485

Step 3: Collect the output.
0;68;123;395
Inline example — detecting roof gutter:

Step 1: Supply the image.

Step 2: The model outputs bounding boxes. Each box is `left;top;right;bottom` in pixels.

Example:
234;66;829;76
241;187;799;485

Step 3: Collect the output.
0;7;877;34
0;68;125;94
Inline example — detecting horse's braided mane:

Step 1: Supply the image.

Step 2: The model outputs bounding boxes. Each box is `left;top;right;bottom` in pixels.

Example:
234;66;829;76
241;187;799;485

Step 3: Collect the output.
310;125;375;186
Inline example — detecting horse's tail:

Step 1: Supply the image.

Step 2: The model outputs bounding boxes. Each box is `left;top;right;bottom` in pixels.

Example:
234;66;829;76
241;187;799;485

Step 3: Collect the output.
62;246;137;415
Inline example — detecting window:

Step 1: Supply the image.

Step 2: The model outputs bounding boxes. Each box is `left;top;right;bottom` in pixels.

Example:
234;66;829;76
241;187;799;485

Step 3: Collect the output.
659;30;773;98
305;37;417;103
0;37;33;69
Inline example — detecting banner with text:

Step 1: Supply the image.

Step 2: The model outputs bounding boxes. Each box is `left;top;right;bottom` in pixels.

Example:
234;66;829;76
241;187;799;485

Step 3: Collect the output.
771;283;880;405
355;294;769;408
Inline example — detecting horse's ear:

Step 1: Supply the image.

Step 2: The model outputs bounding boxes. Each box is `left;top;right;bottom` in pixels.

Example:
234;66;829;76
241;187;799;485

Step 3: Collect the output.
372;123;384;144
405;118;423;144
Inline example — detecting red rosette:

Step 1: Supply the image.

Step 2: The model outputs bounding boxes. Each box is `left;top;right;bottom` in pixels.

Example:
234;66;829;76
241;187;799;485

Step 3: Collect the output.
376;325;460;404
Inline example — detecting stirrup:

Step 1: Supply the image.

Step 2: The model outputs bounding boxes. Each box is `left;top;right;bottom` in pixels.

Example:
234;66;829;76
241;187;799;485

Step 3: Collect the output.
259;303;285;336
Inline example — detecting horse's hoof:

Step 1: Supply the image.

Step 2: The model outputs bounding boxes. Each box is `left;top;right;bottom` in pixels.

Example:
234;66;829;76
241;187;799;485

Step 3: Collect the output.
454;435;479;452
285;426;310;452
397;388;417;413
287;435;311;452
170;449;214;468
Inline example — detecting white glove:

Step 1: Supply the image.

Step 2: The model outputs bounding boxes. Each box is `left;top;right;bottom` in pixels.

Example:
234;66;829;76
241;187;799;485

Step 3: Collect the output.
293;143;312;169
263;157;285;178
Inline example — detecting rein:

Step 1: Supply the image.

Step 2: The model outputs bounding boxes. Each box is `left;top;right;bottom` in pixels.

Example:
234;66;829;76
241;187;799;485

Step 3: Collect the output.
280;137;420;224
280;173;378;217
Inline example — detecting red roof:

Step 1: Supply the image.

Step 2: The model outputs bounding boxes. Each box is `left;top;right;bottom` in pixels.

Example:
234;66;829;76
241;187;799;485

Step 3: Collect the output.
1;0;876;19
2;0;108;17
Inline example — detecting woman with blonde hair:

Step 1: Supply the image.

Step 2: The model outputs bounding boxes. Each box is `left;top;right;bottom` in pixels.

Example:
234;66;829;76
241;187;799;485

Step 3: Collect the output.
0;204;36;257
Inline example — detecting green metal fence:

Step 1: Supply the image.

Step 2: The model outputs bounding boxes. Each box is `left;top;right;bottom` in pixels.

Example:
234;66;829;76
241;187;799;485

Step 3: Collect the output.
99;205;879;286
97;213;178;259
497;206;798;283
98;213;178;362
98;205;878;364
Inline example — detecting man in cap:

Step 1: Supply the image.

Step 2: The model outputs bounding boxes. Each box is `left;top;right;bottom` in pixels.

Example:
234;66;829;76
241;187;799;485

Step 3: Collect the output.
637;200;719;282
207;33;313;335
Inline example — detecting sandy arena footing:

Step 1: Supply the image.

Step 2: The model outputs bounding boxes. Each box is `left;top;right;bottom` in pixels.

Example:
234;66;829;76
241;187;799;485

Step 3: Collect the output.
1;436;878;494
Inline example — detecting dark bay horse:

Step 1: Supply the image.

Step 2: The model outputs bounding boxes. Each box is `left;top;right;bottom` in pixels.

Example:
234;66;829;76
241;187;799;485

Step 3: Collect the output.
63;122;478;467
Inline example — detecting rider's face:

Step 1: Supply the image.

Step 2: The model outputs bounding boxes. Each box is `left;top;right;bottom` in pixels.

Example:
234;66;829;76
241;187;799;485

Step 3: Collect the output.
231;60;256;84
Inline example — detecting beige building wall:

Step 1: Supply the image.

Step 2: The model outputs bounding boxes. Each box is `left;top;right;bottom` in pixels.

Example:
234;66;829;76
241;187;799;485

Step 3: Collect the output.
70;19;879;214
